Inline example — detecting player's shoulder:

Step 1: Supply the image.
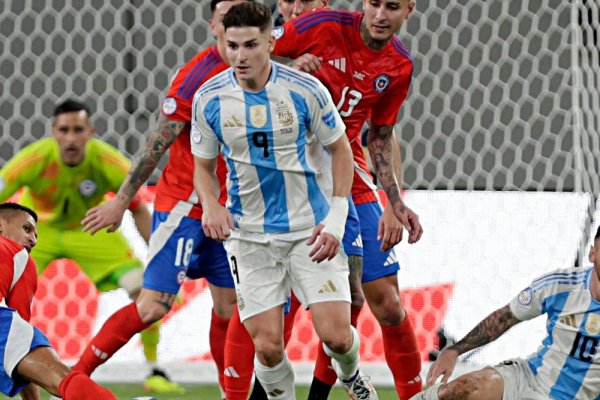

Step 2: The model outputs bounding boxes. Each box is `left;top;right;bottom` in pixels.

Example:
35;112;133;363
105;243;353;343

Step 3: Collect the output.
194;68;234;101
287;8;359;34
0;235;25;257
389;36;413;62
273;63;329;105
530;266;591;295
86;139;129;168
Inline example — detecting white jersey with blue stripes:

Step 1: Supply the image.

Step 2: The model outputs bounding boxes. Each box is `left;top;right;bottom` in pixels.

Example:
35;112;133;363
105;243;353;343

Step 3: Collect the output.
510;266;600;399
191;61;346;234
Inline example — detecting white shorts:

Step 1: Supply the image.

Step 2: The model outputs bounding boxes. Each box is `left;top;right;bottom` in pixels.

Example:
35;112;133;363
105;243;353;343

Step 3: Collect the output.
492;358;548;400
224;229;351;322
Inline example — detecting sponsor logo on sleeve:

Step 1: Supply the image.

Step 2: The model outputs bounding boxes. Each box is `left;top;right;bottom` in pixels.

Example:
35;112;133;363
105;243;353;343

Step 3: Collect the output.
162;97;177;115
322;111;336;129
272;26;284;40
374;74;391;93
517;287;533;305
191;125;202;144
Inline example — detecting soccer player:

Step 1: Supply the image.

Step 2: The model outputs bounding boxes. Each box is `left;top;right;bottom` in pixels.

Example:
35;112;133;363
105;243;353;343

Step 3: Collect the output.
413;228;600;400
0;202;117;400
271;1;424;398
74;1;252;397
0;99;183;393
277;0;328;22
192;2;377;400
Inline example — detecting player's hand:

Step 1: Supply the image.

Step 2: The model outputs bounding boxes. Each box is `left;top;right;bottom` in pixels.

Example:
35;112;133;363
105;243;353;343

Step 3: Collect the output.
81;197;128;235
292;53;322;73
426;348;459;387
19;383;40;400
392;201;423;244
307;224;340;263
202;203;235;241
378;205;403;251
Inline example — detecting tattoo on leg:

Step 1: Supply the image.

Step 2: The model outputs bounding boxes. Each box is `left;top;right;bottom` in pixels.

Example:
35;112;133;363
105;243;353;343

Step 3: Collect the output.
153;292;176;312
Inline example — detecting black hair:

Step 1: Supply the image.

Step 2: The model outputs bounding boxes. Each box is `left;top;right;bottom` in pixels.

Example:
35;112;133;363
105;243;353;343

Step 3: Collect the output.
53;99;91;119
0;203;38;222
595;226;600;240
210;0;254;13
223;2;272;33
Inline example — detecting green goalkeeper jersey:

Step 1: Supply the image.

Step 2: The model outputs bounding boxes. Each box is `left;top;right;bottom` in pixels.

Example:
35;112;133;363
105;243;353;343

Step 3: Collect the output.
0;138;131;230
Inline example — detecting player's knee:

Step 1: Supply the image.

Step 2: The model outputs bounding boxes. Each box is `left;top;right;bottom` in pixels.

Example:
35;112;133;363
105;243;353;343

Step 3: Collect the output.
372;296;404;326
136;298;169;323
253;335;284;366
438;369;502;400
321;329;353;354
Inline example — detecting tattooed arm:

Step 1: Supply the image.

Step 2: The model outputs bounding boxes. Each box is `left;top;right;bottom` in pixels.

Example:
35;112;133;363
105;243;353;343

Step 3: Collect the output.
367;124;423;245
426;305;522;385
81;113;186;234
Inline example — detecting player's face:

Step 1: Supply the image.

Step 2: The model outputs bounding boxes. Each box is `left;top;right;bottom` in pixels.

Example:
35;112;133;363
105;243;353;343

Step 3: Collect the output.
226;26;275;90
589;239;600;283
52;110;95;167
0;212;37;253
210;0;248;48
362;0;414;42
278;0;327;22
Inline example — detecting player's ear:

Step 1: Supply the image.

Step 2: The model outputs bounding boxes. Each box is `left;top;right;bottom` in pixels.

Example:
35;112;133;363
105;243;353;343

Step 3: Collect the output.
406;0;416;18
590;245;596;263
268;31;276;53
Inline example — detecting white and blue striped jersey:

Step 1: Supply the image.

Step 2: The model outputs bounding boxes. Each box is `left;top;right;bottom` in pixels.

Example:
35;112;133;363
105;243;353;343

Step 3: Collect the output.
191;61;346;234
510;266;600;399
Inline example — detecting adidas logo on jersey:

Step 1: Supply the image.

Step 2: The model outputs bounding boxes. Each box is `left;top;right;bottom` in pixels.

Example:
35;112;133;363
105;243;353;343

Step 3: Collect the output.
318;280;338;294
384;253;398;267
352;236;363;248
328;58;346;73
223;115;243;128
224;366;240;378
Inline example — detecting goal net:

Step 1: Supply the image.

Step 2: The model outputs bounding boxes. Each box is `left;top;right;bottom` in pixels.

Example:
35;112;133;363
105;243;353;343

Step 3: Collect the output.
2;0;599;385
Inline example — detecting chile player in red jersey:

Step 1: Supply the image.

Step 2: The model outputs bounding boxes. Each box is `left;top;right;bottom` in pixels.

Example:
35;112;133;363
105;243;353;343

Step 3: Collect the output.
272;1;424;399
0;203;117;400
74;1;253;398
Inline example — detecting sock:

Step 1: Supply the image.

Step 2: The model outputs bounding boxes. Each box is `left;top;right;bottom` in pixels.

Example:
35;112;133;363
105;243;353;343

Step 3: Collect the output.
381;316;423;399
307;376;333;400
224;307;255;400
323;326;360;381
254;355;295;400
210;309;230;394
248;375;268;400
313;304;362;387
58;370;117;399
73;302;150;375
141;321;160;365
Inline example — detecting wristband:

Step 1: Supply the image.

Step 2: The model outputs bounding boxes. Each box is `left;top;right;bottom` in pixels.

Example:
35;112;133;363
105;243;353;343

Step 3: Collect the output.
321;196;349;242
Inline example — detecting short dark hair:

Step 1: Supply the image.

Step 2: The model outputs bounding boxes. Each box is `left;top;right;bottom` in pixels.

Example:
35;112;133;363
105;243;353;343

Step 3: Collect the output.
223;2;272;33
0;203;38;222
53;99;91;119
595;226;600;241
210;0;254;14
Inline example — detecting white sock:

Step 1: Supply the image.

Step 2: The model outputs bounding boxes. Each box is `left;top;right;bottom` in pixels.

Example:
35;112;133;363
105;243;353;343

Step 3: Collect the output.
409;383;441;400
323;325;360;381
254;354;295;400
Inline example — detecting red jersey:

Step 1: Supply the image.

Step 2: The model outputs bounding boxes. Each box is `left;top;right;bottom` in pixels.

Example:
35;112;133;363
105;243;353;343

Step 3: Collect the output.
273;9;413;204
155;45;229;219
0;236;37;321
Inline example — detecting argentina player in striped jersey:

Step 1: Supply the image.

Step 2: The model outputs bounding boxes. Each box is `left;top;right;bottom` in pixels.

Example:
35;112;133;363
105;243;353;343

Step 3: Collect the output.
192;3;377;399
414;228;600;400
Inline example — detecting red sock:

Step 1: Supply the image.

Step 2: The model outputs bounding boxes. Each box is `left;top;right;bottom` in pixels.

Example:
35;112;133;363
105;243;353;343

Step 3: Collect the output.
58;371;117;399
283;293;301;345
210;309;230;394
313;305;362;385
223;307;255;400
381;316;422;399
73;302;150;375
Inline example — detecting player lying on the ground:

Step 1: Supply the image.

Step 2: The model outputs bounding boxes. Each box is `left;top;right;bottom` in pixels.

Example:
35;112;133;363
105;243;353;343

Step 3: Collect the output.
412;226;600;400
0;202;117;400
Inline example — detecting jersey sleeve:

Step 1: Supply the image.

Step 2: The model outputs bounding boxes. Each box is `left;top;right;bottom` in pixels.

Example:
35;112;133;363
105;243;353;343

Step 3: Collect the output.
272;19;303;58
190;93;219;159
509;272;557;321
370;61;413;127
0;143;47;202
308;79;346;146
4;249;37;321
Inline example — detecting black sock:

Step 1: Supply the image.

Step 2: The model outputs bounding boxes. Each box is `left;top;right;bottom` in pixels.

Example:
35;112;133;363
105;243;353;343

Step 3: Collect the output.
307;376;333;400
248;375;268;400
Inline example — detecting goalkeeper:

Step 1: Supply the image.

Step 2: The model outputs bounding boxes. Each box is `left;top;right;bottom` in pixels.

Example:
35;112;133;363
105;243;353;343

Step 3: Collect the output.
0;99;184;394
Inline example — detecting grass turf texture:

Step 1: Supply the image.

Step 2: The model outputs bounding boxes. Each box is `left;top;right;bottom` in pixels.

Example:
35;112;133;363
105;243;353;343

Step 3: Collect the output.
0;384;400;399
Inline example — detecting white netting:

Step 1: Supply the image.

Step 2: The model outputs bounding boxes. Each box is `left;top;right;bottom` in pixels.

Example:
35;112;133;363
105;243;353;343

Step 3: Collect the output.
2;0;600;385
